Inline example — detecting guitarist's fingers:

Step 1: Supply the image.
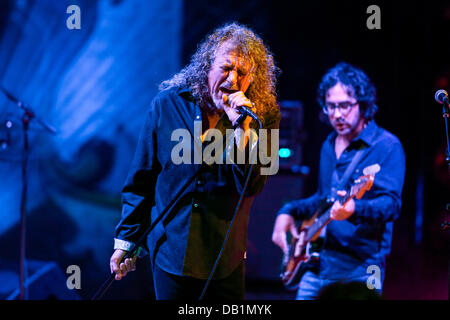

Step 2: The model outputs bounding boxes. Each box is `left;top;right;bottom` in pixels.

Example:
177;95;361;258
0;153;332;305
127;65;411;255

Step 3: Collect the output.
330;202;339;219
330;198;354;220
337;190;347;197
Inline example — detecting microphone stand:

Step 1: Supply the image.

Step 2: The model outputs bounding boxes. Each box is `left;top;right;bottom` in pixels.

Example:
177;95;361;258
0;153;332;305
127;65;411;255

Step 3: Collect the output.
198;117;262;300
92;113;263;300
440;102;450;229
438;98;450;299
441;102;450;174
1;86;57;300
91;170;201;300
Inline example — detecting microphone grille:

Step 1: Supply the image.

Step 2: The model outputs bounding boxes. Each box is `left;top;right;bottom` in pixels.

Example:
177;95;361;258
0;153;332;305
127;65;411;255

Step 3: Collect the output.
435;89;448;104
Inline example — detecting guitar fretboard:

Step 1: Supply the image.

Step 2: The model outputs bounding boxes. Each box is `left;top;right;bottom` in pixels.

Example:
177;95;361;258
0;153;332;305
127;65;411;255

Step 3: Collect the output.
303;175;370;242
306;210;331;241
305;192;353;241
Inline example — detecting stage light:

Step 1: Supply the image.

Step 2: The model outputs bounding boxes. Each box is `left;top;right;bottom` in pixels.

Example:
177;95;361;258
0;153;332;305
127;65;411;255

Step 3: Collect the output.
279;148;292;158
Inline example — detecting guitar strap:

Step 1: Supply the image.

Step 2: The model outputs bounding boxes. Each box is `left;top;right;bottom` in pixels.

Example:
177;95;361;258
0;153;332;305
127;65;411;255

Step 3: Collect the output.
332;147;367;195
286;144;370;285
320;146;367;239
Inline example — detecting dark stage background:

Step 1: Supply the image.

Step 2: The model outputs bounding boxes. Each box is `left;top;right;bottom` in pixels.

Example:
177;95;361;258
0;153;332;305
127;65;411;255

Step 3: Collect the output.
0;0;448;300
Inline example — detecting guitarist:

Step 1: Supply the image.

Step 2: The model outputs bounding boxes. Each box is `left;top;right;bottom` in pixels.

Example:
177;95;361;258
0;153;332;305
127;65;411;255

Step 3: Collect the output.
272;62;405;299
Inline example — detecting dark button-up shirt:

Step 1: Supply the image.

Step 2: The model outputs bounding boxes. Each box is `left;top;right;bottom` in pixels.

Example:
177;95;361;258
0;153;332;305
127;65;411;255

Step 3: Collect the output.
114;86;279;279
278;121;405;280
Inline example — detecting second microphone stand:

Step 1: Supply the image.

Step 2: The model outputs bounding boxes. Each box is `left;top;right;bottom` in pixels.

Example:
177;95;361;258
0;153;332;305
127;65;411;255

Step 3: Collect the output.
1;86;56;300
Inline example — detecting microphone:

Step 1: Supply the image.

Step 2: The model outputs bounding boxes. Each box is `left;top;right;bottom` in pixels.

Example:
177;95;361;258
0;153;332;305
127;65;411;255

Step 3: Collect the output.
238;106;259;121
233;106;261;127
435;89;449;105
222;94;260;124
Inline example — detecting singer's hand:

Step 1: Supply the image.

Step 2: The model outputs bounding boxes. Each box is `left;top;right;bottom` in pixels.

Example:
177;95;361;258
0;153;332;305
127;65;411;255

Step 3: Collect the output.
223;91;255;130
110;249;137;280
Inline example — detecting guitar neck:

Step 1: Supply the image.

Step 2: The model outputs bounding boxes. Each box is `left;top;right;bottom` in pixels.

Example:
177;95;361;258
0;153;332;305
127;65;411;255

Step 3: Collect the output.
305;193;356;242
305;210;331;241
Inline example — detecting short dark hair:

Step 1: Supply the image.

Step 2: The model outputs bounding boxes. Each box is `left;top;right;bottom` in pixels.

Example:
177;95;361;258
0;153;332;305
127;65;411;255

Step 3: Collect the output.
317;62;378;120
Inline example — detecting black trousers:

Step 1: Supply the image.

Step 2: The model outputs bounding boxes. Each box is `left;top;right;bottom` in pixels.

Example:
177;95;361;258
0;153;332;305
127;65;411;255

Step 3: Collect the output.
152;261;245;300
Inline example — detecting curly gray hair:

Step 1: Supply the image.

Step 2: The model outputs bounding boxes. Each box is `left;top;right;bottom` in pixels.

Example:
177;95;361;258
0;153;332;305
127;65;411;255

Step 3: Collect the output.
159;22;279;124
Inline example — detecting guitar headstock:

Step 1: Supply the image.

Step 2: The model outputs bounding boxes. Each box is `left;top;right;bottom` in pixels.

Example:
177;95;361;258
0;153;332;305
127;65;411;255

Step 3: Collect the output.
362;163;380;176
350;164;380;200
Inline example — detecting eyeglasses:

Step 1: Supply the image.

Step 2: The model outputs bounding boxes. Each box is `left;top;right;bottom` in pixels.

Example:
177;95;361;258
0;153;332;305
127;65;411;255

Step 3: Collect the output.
323;101;358;116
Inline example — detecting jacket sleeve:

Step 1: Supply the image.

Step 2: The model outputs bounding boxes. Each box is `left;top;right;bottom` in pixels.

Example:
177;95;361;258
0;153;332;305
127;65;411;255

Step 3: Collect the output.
114;97;162;252
351;140;405;224
276;192;323;221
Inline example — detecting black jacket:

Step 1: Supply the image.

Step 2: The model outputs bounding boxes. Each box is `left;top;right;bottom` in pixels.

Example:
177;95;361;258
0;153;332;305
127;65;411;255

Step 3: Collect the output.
114;86;280;279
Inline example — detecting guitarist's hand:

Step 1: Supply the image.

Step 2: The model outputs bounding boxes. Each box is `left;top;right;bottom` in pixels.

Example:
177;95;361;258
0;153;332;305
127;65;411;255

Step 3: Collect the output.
272;214;299;254
330;190;355;220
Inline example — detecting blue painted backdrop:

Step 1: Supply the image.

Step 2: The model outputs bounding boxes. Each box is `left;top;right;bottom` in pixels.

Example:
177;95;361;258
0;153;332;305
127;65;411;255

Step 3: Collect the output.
0;0;181;299
0;0;448;300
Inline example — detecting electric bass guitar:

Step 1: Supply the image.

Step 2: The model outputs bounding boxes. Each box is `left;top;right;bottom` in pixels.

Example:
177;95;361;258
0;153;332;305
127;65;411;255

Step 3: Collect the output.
280;163;381;290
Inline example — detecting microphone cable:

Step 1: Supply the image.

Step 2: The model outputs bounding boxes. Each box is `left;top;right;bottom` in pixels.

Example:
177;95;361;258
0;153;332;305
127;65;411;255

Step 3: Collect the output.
92;108;262;300
198;115;262;300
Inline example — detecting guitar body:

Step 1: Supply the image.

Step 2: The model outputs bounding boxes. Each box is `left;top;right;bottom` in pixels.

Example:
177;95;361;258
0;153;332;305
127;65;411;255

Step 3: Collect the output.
279;163;380;291
280;212;326;291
